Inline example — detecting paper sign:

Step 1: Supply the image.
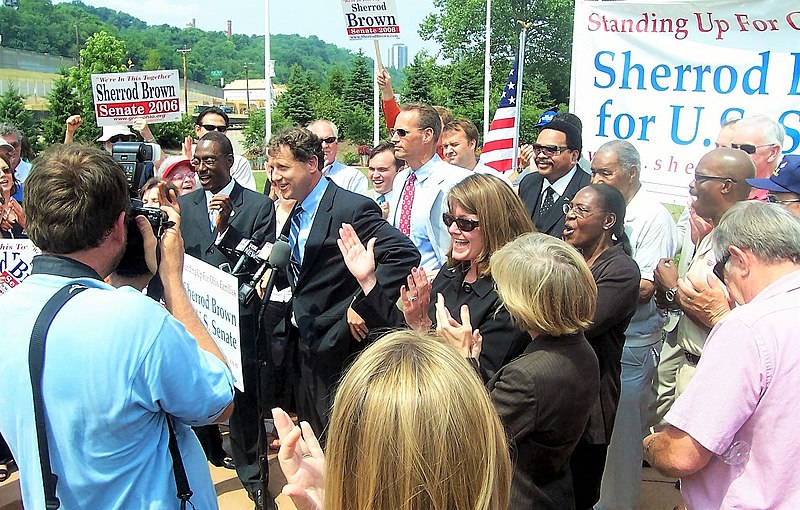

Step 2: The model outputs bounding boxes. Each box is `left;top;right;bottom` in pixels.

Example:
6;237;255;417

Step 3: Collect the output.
91;70;182;126
0;239;40;292
183;254;244;392
341;0;401;40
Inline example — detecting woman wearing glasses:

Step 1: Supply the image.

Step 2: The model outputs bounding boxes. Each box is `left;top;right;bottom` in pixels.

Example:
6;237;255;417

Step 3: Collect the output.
339;173;534;378
561;183;640;510
0;153;26;239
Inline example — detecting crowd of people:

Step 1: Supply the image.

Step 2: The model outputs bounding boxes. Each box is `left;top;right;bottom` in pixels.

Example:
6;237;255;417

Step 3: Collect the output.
0;90;799;510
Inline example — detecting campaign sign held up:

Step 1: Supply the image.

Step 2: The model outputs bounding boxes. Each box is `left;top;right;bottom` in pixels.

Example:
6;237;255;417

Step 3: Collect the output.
340;0;401;40
91;70;182;126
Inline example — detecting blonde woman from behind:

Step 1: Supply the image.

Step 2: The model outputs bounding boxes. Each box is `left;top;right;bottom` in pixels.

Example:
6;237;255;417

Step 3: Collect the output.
272;330;511;510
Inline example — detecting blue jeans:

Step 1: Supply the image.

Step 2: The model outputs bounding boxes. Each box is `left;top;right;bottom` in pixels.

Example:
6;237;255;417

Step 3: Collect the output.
596;343;659;510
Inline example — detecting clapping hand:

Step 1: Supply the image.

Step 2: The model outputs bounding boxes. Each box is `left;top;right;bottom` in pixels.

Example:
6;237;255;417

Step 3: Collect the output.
435;293;482;360
401;267;432;331
272;407;324;510
337;223;377;293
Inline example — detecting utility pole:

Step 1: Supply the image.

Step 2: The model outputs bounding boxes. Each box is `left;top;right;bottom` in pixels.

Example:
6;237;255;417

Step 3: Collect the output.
177;47;191;114
75;23;80;68
244;63;251;113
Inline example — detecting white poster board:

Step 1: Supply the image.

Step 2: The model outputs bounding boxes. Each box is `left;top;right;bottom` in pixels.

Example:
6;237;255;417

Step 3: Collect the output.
570;1;800;203
0;239;40;294
340;0;401;40
183;254;244;392
91;70;182;126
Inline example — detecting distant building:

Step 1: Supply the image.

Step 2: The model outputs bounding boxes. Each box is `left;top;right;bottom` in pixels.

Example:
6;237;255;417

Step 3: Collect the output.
388;43;408;69
223;79;271;112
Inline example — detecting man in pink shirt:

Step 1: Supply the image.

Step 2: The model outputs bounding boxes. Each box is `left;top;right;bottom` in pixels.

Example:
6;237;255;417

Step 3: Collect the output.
643;201;800;508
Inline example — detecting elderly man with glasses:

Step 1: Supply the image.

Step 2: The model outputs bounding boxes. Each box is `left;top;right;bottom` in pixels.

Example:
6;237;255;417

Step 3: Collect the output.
731;114;785;202
306;119;368;194
653;148;754;399
747;154;800;219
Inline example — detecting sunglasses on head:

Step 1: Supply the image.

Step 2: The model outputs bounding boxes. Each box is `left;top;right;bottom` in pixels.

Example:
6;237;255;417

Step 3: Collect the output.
712;251;731;283
730;143;772;155
320;136;337;144
442;212;480;232
200;124;228;133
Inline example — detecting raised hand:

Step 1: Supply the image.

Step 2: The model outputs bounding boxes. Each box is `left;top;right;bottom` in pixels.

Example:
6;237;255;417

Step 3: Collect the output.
401;266;432;331
336;223;377;294
272;407;324;510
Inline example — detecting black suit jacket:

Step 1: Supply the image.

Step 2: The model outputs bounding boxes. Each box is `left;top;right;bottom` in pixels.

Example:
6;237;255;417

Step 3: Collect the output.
486;334;600;510
178;182;276;317
518;167;591;237
280;179;420;368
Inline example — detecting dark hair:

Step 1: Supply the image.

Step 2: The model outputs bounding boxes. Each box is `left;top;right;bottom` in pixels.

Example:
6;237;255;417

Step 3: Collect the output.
200;131;234;157
24;143;130;254
196;106;230;127
400;103;442;143
267;127;324;171
443;118;480;144
556;113;583;133
542;119;582;154
588;183;631;255
0;152;17;197
368;142;403;169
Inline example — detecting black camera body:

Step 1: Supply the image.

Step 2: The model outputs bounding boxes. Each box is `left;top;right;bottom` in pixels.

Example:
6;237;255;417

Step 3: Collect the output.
112;142;154;191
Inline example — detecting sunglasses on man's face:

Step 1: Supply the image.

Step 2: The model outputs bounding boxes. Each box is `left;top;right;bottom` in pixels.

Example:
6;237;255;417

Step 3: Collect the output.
531;144;571;157
109;136;133;143
390;127;423;138
730;143;772;155
320;136;337;144
200;124;228;133
442;212;480;232
712;251;731;283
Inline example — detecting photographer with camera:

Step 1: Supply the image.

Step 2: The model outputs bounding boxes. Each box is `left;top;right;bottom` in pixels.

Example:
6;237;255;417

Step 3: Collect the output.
0;143;235;509
178;131;276;509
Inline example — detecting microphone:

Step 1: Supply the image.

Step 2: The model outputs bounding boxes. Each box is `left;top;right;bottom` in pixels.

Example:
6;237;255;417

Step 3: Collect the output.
238;236;290;306
230;239;274;276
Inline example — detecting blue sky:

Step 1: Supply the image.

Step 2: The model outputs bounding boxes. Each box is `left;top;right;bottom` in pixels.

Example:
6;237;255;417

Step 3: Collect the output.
54;0;439;60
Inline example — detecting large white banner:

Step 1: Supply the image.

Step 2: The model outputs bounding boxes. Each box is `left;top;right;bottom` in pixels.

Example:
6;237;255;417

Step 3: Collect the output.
91;70;182;126
571;0;800;203
182;255;244;392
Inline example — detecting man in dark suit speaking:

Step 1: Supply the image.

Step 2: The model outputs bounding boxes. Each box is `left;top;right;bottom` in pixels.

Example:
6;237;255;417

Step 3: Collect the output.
267;127;419;434
518;117;591;237
178;131;275;507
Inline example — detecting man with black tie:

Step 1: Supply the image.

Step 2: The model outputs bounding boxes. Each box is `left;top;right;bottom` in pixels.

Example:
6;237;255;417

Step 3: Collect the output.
518;117;591;237
178;131;275;509
267;127;419;434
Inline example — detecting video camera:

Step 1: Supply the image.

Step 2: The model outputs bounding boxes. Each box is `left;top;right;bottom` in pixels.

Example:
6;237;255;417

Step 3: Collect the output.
111;141;170;277
218;235;291;306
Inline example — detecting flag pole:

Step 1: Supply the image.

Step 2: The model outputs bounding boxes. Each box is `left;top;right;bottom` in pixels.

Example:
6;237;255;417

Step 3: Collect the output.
511;20;530;174
482;0;492;141
264;0;272;144
373;39;382;147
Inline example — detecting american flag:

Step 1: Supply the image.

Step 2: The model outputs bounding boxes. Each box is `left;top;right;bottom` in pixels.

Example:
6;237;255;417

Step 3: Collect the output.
479;57;520;173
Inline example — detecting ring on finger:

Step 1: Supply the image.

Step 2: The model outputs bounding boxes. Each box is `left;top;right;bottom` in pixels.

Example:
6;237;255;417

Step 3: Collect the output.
408;295;419;302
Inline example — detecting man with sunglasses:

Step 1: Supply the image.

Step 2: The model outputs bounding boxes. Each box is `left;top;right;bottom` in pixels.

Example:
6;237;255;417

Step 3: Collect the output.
307;119;368;195
644;201;800;510
191;106;256;191
747;155;800;219
731;114;785;202
654;148;754;399
518;117;591;237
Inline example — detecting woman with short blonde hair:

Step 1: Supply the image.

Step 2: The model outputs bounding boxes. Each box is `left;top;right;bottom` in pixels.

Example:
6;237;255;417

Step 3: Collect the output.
273;330;512;510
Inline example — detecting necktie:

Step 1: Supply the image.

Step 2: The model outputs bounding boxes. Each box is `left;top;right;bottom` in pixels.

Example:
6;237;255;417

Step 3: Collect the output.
539;187;556;217
289;205;304;284
398;172;416;235
376;194;386;205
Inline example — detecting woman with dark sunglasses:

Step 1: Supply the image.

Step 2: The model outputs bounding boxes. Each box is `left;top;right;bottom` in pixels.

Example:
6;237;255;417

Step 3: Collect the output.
339;173;534;378
562;183;641;510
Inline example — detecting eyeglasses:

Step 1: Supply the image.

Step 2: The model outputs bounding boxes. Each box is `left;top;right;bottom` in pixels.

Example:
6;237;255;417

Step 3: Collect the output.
693;172;737;184
200;124;228;133
191;157;220;168
531;144;571;157
731;143;773;155
562;203;605;218
767;194;800;204
390;128;422;137
171;170;197;181
109;135;133;143
442;212;480;232
713;251;731;283
320;136;337;144
7;141;20;149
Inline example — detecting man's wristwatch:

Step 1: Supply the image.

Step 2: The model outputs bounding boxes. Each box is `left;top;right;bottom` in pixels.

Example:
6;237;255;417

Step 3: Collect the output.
665;286;679;303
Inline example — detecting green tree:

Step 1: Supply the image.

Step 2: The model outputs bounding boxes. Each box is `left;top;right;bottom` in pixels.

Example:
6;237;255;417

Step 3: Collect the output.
344;51;372;111
0;86;36;142
243;108;266;156
340;106;373;146
149;114;194;150
42;71;81;145
402;51;436;104
142;50;162;71
278;65;316;127
325;66;347;97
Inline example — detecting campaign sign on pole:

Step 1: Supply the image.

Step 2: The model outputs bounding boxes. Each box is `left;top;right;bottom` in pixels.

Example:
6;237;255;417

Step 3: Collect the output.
340;0;401;40
183;255;244;392
0;239;40;294
91;70;182;126
570;1;800;203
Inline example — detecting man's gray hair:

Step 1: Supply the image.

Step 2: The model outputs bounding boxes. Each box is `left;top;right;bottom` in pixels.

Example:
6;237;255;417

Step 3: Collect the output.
308;119;339;139
597;140;641;176
0;122;21;138
712;201;800;263
737;114;785;146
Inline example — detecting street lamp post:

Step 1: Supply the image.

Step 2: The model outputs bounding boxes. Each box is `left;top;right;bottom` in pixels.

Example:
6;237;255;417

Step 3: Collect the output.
244;63;251;113
177;47;191;114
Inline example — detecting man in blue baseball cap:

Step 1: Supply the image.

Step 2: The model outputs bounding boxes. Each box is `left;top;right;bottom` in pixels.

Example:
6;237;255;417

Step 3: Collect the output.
747;154;800;218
